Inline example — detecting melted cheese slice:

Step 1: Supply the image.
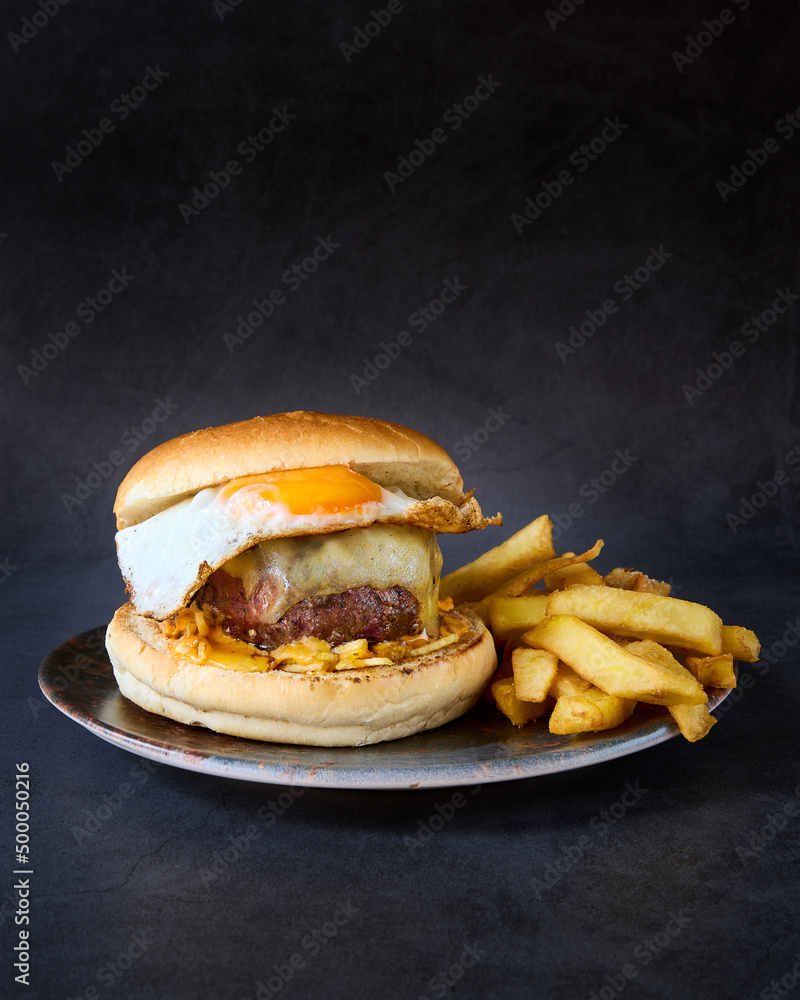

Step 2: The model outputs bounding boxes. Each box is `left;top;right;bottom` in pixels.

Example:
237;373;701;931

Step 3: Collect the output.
220;523;443;632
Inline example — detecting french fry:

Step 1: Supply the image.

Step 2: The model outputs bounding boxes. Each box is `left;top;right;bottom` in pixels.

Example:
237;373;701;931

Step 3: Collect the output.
550;690;637;734
439;514;555;604
545;585;723;656
511;648;558;702
684;653;737;688
452;518;759;742
623;638;691;672
491;678;551;726
488;594;549;640
472;540;604;622
543;562;606;591
548;662;593;698
721;625;761;662
493;541;604;599
604;567;671;595
525;615;707;706
668;703;717;742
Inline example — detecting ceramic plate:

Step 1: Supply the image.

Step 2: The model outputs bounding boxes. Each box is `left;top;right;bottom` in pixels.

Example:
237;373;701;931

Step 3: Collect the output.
39;626;732;790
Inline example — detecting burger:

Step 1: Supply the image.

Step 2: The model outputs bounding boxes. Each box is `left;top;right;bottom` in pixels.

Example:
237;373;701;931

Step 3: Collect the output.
105;411;502;746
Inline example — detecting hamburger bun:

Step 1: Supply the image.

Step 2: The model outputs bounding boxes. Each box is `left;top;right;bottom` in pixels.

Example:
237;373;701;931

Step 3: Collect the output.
106;604;497;746
114;410;467;529
107;411;501;746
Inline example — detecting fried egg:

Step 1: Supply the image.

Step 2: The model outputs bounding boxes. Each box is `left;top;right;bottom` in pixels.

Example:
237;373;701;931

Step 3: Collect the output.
116;465;470;620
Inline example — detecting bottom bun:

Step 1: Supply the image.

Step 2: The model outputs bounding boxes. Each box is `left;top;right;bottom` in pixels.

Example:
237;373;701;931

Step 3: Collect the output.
105;604;497;746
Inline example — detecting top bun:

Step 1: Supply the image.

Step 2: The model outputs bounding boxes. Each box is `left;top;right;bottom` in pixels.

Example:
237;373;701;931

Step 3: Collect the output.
114;411;465;529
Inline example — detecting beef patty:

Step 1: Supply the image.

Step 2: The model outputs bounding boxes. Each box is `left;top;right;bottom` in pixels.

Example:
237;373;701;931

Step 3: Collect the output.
198;570;420;649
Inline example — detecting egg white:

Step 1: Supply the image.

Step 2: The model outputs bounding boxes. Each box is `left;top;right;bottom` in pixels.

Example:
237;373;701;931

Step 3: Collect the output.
116;478;414;619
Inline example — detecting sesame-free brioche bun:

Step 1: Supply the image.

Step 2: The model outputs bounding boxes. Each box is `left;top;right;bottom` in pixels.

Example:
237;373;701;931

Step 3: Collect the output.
114;411;466;529
106;605;497;746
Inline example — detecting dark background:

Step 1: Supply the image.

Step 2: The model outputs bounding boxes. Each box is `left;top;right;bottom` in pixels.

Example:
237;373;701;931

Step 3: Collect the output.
2;1;799;998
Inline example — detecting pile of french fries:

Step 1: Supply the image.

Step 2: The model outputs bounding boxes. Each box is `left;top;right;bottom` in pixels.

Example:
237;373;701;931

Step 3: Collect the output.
440;515;760;742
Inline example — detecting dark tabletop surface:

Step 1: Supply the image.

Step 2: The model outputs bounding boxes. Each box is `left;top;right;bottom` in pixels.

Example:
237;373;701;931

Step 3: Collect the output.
2;1;799;998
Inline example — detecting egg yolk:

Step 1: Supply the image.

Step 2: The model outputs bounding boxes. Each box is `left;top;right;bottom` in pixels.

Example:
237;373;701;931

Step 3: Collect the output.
218;466;385;518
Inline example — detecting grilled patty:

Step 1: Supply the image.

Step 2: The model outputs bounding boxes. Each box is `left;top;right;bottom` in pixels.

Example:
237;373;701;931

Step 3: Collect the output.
198;570;420;649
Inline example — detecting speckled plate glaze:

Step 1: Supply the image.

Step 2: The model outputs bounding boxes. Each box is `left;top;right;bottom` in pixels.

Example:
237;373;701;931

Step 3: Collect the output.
40;627;733;790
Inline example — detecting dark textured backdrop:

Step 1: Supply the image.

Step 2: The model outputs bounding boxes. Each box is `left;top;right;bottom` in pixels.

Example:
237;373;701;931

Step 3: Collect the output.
2;2;799;999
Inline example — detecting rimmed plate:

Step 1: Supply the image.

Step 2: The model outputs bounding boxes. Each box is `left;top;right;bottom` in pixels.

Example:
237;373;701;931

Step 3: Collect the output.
39;627;732;790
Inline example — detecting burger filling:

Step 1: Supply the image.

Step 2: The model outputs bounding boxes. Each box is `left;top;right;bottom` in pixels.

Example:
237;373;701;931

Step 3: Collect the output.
197;523;441;649
161;599;472;674
153;522;477;673
199;579;420;649
116;465;499;622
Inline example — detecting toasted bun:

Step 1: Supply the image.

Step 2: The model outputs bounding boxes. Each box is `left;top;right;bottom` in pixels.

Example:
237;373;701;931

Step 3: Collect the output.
114;411;465;529
105;604;497;747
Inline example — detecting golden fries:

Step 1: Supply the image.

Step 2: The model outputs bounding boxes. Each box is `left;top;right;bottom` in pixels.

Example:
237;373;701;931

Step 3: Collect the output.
604;567;671;595
491;541;604;600
543;562;605;591
444;513;759;743
488;594;549;640
545;586;724;656
491;678;551;726
439;514;555;604
668;703;717;742
550;689;636;734
526;616;707;706
472;541;604;623
511;648;558;702
548;662;593;698
684;653;737;689
721;625;760;662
